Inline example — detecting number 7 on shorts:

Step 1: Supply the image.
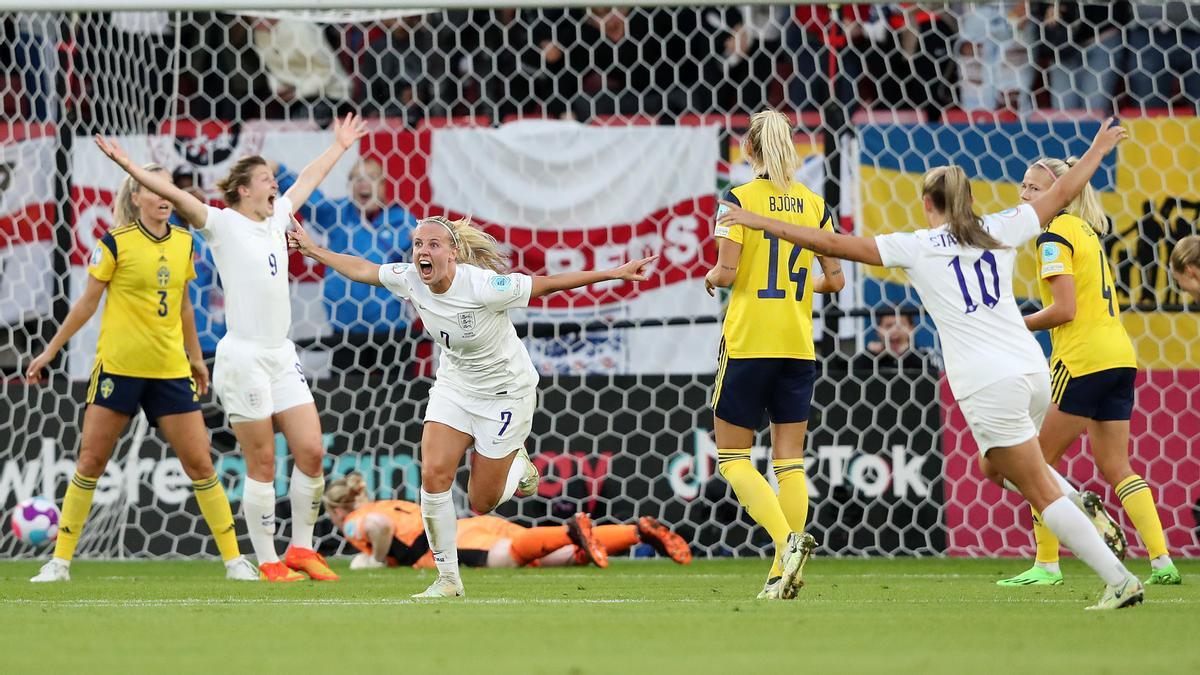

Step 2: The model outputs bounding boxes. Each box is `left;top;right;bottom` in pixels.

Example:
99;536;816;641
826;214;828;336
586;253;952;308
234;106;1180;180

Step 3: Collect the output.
499;410;512;435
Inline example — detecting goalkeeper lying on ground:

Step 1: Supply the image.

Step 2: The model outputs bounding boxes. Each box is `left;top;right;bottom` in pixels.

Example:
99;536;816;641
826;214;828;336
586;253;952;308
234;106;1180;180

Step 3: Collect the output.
324;473;692;570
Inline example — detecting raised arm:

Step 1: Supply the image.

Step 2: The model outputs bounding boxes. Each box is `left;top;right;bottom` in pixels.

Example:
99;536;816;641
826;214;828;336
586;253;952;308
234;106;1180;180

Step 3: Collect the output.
287;219;382;285
530;256;657;299
95;136;208;228
282;113;367;214
717;201;885;266
1030;117;1128;227
25;275;107;380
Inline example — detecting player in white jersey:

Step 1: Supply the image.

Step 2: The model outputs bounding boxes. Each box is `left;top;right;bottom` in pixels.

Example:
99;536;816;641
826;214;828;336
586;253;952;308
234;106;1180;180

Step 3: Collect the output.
717;119;1144;610
94;114;368;582
287;215;654;598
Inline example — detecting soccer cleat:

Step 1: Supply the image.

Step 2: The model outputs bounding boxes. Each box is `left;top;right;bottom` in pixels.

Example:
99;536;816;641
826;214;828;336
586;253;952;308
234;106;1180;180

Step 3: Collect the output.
30;558;70;583
224;555;260;581
1145;562;1182;586
1080;490;1127;560
777;532;817;600
996;566;1064;587
757;576;782;600
284;546;340;581
1085;576;1144;611
637;516;692;565
259;561;306;582
565;513;608;568
412;574;465;598
515;448;539;498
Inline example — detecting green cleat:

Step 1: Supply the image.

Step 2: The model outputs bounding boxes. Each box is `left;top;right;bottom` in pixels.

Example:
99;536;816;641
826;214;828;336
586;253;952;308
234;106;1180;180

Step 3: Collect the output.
996;566;1064;586
1145;562;1182;585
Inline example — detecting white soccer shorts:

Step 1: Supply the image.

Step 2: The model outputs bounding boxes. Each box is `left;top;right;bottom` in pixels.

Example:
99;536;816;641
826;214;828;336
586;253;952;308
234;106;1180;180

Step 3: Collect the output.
424;383;535;460
212;336;315;423
958;371;1051;455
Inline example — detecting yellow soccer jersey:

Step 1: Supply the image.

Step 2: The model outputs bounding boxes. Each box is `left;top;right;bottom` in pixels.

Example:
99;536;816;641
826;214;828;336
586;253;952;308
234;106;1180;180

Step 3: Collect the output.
1037;213;1136;376
87;222;197;378
714;178;833;359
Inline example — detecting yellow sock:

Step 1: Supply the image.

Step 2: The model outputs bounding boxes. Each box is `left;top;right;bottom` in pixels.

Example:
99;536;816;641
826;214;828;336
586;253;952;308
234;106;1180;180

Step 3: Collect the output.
1116;474;1168;559
193;475;241;562
1030;507;1059;564
772;458;809;532
53;472;98;562
718;449;791;578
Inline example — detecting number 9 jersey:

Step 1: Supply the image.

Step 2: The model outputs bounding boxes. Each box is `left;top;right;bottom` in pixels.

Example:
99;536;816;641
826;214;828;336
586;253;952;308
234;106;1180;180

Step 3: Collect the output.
714;179;834;360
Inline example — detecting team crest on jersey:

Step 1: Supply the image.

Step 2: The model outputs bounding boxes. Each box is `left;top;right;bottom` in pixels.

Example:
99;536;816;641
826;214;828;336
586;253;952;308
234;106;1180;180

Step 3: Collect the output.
457;311;477;338
90;246;103;266
157;266;171;287
99;378;115;399
1041;243;1061;262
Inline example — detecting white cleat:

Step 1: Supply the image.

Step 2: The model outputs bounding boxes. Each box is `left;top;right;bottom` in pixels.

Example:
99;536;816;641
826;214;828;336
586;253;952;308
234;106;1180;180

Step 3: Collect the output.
777;532;817;600
30;558;70;583
412;574;465;599
1086;576;1144;611
224;555;260;581
515;448;539;498
757;576;782;600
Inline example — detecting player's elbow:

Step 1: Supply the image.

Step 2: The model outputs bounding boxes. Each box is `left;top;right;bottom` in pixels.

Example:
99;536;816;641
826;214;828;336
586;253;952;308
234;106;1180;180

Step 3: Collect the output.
1056;301;1076;323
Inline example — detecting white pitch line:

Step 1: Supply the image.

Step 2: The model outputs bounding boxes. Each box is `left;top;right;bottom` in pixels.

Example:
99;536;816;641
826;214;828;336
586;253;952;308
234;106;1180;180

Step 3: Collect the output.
0;597;658;608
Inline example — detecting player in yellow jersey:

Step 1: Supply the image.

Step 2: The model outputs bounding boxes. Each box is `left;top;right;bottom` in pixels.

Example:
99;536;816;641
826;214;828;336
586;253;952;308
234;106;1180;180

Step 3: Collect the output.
704;110;843;600
27;164;257;582
1171;235;1200;302
992;157;1180;587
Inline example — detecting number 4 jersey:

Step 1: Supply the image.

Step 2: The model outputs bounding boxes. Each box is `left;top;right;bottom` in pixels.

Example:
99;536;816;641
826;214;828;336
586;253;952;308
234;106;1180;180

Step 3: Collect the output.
714;178;835;360
875;203;1048;399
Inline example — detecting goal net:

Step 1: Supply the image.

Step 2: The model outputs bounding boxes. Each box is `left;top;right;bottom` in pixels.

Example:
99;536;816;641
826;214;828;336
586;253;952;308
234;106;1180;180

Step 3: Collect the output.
1;3;1197;560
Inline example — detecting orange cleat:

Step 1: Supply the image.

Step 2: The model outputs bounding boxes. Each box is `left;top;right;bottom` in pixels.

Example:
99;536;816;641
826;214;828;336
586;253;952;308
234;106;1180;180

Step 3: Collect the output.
284;546;340;581
638;516;692;565
259;561;306;582
566;513;608;569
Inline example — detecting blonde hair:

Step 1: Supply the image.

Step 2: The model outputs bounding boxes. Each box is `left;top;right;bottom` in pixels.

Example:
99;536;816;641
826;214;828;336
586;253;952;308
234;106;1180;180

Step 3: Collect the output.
216;155;268;206
322;472;368;512
1030;157;1110;234
743;110;800;193
1170;235;1200;274
922;166;1005;250
421;215;508;273
112;163;167;227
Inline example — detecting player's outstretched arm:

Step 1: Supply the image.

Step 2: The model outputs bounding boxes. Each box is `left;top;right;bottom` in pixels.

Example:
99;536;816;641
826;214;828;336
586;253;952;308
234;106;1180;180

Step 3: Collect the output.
1024;274;1077;331
530;256;657;299
287;218;382;285
1030;117;1128;227
282;113;367;214
95;136;208;228
717;202;884;266
25;275;107;381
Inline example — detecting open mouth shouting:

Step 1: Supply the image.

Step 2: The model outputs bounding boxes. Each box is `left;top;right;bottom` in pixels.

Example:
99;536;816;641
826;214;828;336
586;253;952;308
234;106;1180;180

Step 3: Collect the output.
417;258;434;280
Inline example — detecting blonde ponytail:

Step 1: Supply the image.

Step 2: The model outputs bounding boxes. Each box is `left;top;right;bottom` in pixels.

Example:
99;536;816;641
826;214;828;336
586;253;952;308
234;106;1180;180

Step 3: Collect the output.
112;163;167;227
922;166;1005;250
744;110;800;193
1030;157;1110;234
423;215;509;273
323;472;368;512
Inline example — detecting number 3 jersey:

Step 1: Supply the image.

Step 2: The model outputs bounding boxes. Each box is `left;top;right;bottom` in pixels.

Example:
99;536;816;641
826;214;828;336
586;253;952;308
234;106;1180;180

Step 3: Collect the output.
714;178;834;360
378;262;539;398
875;203;1048;399
87;221;197;378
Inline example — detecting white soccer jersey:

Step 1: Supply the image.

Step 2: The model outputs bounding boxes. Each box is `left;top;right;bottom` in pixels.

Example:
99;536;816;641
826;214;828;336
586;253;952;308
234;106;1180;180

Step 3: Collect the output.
378;262;539;398
200;197;294;343
874;203;1048;399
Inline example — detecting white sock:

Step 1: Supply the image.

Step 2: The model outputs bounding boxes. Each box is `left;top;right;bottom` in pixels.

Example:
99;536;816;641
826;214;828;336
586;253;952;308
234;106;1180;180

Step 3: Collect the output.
1034;560;1061;575
288;465;325;551
420;488;460;579
1041;496;1129;586
1005;467;1085;511
488;454;528;512
1151;554;1173;570
242;477;279;564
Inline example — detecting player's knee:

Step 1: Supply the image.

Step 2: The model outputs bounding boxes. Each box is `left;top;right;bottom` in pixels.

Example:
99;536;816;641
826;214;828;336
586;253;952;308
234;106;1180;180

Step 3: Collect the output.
469;492;499;515
1097;456;1134;487
421;465;455;493
177;453;216;481
244;446;276;481
74;454;107;480
292;442;325;475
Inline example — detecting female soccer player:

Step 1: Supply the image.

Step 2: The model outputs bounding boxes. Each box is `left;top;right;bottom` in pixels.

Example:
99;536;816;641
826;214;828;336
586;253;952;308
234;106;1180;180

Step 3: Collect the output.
991;157;1180;587
288;215;655;598
94;113;369;582
718;119;1144;610
1171;235;1200;302
703;110;844;601
322;473;691;570
27;165;258;582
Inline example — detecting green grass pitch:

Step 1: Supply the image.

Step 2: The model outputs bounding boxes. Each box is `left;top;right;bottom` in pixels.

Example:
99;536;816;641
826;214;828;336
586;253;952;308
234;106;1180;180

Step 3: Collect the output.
2;558;1198;674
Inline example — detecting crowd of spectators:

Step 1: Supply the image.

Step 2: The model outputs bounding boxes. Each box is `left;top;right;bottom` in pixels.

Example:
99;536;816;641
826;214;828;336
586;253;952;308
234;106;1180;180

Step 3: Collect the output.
4;3;1200;130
